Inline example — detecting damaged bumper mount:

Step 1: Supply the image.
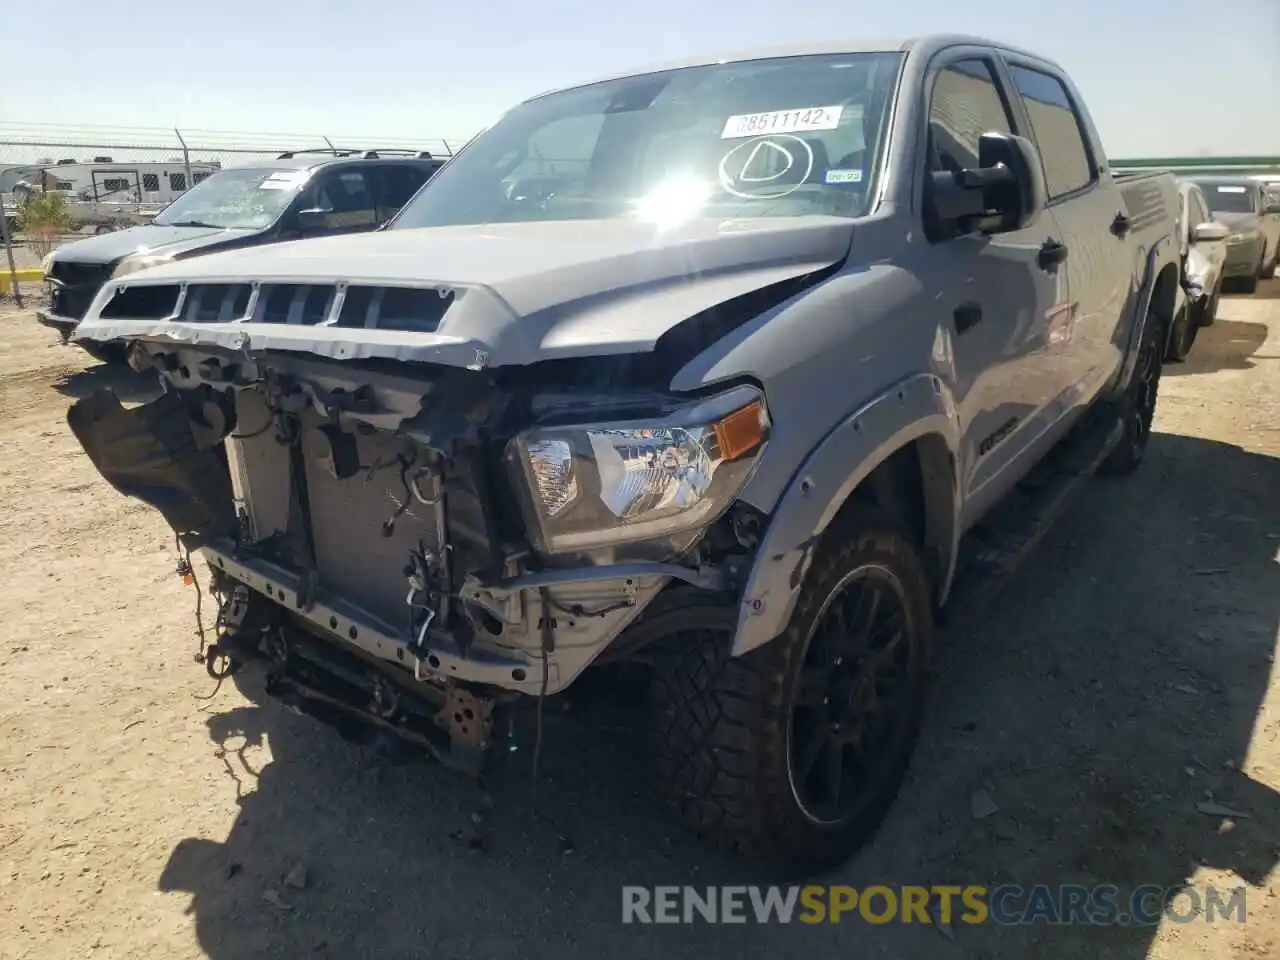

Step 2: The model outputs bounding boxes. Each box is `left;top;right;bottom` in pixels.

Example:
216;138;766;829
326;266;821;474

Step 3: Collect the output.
205;544;727;696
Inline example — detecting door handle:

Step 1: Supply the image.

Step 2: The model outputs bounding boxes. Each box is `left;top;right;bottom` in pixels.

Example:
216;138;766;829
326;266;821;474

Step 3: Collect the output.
953;301;982;334
1111;211;1131;237
1037;239;1069;271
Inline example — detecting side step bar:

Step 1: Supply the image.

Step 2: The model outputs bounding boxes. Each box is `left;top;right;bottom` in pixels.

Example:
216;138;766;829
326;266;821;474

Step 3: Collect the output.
941;410;1124;626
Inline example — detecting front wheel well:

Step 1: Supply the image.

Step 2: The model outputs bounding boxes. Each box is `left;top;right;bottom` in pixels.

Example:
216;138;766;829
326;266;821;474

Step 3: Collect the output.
829;434;955;603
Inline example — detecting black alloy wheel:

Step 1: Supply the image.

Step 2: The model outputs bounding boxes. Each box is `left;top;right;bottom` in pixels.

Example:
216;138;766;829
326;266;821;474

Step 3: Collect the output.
786;563;917;827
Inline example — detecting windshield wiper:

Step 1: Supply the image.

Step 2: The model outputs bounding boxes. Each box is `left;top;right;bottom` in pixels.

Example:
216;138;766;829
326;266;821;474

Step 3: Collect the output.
160;220;224;229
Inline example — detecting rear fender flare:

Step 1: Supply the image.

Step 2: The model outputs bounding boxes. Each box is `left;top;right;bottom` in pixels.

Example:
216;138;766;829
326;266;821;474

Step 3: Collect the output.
731;372;961;657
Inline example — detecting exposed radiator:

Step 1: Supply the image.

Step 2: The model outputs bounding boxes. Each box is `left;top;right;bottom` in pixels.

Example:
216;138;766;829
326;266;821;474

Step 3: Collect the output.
224;391;445;631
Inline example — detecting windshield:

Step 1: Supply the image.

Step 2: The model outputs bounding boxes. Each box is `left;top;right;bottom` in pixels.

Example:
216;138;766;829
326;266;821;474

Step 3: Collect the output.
151;167;309;229
390;52;903;230
1202;183;1257;215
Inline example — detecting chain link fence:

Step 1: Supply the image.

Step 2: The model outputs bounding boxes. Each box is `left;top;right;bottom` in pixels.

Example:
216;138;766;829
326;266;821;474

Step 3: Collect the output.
0;120;466;171
1;122;472;303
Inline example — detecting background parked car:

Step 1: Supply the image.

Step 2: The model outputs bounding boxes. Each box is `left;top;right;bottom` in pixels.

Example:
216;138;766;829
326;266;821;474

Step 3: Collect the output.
38;148;445;362
1169;179;1229;360
1265;182;1280;216
1186;175;1280;293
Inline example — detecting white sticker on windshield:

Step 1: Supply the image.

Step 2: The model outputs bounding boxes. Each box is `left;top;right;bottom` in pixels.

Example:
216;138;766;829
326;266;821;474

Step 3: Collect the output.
259;171;308;190
1216;185;1247;193
721;105;843;140
824;168;863;184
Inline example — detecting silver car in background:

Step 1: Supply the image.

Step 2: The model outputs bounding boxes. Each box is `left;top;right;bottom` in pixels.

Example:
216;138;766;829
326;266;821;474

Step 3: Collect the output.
1186;176;1280;292
1170;179;1229;359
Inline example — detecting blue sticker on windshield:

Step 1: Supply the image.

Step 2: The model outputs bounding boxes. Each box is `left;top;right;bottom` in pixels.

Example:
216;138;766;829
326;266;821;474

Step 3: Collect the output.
824;168;863;185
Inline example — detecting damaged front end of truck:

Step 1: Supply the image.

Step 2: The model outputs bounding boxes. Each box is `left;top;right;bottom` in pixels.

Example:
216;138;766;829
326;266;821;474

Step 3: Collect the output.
62;246;816;774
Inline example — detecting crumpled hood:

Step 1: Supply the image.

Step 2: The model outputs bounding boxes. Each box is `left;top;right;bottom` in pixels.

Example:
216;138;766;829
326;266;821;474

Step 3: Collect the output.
72;217;853;368
49;224;257;267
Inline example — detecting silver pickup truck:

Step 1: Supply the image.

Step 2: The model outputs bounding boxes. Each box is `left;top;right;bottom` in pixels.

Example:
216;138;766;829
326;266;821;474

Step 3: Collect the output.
66;35;1181;873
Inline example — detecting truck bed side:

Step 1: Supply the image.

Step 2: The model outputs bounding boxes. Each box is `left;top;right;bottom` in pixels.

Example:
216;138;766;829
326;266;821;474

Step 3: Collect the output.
1112;169;1183;380
1116;171;1181;242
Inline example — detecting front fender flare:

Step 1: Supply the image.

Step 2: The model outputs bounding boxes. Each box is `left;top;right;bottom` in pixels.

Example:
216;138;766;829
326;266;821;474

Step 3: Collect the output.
731;372;961;657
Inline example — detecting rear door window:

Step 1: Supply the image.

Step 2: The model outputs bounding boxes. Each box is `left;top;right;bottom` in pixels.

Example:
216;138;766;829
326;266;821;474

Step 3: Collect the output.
1006;65;1094;200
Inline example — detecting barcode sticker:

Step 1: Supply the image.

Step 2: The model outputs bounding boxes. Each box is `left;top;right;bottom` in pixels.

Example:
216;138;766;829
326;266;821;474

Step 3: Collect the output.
721;106;843;139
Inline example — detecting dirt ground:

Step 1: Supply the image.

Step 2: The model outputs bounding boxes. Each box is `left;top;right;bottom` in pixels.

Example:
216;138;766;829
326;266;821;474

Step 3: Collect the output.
0;286;1278;960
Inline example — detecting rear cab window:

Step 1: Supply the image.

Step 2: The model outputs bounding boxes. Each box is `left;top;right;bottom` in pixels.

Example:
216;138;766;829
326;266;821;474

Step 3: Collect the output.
1004;64;1095;200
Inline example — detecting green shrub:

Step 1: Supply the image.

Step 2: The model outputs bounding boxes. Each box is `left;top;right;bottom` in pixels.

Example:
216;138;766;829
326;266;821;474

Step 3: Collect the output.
17;192;74;258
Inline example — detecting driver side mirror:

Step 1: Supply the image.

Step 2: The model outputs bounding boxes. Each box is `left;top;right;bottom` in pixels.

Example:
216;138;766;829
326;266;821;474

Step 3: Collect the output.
295;207;330;232
926;131;1047;238
1191;221;1230;243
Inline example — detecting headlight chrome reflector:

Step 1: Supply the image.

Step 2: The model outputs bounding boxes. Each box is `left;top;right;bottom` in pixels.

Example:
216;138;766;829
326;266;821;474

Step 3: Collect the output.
525;438;579;519
110;253;172;280
508;387;769;556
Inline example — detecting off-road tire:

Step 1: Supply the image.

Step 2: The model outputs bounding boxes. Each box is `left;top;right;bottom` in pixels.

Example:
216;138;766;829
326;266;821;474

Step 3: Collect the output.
1199;280;1222;327
1100;310;1165;477
1239;252;1264;294
1165;303;1196;363
651;507;934;876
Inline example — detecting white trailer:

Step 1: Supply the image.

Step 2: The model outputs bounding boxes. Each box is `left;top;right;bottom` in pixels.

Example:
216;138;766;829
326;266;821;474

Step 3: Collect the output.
23;158;223;205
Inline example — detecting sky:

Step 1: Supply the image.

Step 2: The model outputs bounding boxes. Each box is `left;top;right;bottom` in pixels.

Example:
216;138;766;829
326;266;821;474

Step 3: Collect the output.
1;0;1278;158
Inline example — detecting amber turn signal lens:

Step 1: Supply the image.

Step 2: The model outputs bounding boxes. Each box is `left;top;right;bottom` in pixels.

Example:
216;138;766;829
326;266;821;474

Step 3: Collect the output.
713;399;768;462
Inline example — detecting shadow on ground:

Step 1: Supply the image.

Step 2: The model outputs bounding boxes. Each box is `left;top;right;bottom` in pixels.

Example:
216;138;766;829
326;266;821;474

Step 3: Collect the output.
49;360;160;404
1165;319;1269;377
157;432;1280;960
1224;278;1280;302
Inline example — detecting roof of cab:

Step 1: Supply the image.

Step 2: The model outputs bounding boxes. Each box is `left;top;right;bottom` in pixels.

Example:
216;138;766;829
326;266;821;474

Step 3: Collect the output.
524;34;1060;103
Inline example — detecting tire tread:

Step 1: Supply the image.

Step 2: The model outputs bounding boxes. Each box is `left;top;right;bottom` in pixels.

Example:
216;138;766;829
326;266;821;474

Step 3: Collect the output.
651;509;934;875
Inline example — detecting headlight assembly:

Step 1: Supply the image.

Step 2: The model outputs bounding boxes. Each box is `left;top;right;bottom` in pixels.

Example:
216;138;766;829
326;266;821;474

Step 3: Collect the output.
506;386;770;557
110;253;172;280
